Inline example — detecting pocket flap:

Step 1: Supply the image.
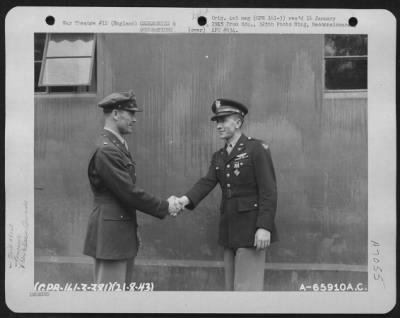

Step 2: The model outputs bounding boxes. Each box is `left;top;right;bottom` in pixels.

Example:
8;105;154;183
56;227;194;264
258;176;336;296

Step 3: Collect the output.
101;204;135;221
236;158;251;167
237;197;259;212
103;214;133;221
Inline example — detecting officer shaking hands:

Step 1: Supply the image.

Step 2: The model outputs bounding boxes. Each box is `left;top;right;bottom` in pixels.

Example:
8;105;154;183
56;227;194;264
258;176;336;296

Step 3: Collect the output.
83;90;181;287
176;98;278;291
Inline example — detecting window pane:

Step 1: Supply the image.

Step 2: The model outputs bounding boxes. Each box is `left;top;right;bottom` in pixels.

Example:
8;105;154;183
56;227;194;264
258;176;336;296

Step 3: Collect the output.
41;58;92;86
35;61;46;92
325;58;367;90
325;35;367;56
46;33;94;57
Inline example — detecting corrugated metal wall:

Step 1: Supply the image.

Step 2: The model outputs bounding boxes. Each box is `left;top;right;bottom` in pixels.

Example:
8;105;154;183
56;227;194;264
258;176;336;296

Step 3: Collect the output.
35;34;367;290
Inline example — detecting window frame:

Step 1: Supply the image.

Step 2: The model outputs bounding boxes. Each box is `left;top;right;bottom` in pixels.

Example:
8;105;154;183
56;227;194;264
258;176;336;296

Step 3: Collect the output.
323;34;368;98
36;33;97;94
34;33;47;93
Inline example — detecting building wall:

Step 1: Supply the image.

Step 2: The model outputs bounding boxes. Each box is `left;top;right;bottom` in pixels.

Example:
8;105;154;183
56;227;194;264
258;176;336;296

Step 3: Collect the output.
34;34;367;290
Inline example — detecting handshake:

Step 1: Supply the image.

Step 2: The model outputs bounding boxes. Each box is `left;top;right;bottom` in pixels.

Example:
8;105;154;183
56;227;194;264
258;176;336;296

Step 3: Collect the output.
167;195;189;216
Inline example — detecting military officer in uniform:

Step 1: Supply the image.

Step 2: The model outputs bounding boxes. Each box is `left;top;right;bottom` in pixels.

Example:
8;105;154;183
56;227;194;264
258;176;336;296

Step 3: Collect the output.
177;98;277;291
83;90;180;287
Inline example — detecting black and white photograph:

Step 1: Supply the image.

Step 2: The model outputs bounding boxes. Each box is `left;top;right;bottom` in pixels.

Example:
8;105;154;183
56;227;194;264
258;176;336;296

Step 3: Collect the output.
5;7;396;313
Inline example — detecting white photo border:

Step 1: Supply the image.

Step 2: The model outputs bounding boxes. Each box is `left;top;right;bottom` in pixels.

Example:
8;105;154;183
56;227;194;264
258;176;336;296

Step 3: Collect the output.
5;7;396;313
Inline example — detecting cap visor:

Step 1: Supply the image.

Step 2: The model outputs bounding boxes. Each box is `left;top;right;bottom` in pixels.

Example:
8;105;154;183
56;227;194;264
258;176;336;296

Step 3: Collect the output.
125;108;143;113
211;111;236;121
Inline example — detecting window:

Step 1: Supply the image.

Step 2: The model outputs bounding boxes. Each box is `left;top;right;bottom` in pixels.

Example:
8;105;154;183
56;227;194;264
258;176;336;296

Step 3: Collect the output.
35;33;97;93
324;35;367;91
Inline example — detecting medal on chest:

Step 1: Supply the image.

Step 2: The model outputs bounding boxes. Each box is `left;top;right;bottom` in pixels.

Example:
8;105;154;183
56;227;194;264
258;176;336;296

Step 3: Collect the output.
234;161;240;176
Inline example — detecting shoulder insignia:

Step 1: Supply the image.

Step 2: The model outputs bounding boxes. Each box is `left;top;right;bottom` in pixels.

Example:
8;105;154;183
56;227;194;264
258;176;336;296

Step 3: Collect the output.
262;143;269;150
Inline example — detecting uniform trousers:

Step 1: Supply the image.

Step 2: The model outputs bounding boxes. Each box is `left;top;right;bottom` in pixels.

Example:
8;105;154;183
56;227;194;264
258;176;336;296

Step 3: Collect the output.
94;258;135;287
224;247;266;291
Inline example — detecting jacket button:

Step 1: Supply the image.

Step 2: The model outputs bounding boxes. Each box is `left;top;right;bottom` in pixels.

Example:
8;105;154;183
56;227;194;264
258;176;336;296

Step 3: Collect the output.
120;216;124;219
254;203;258;207
226;173;230;177
227;164;230;168
227;184;231;188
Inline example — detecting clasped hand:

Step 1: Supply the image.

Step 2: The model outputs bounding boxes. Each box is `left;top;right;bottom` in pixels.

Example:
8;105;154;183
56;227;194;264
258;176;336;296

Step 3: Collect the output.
167;195;189;216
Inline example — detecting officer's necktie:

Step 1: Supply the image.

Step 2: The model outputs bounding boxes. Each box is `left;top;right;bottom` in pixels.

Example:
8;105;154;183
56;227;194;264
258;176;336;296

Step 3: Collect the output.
123;140;129;151
226;143;233;155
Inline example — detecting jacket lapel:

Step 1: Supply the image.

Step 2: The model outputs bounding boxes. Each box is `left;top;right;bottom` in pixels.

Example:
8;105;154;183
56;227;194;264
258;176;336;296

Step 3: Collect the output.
217;147;228;162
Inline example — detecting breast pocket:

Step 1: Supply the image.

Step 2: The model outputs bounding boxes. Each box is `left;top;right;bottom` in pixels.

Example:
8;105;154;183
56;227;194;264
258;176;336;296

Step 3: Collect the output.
215;163;224;180
237;158;251;169
234;158;253;182
123;159;136;183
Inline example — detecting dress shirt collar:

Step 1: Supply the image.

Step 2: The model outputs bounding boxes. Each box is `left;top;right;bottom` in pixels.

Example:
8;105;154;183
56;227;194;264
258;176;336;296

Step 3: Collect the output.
226;133;242;149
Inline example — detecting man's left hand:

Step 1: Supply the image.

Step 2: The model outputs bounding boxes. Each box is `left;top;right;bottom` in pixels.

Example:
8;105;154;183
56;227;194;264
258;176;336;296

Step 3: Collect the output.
254;228;271;250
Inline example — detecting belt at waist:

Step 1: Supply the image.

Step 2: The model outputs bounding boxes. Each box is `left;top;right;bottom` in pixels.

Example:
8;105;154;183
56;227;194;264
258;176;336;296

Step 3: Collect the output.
93;194;118;204
222;189;257;199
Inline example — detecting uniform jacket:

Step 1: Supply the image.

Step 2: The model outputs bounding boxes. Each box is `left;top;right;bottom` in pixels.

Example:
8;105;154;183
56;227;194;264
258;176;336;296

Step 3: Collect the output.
185;134;278;249
83;129;169;260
